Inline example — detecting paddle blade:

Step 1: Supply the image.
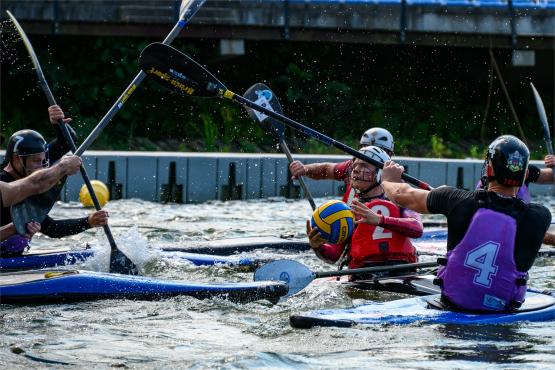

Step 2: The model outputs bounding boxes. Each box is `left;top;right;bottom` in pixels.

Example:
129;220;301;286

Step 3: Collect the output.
531;83;553;150
110;250;140;275
243;83;285;139
11;179;65;235
139;42;226;98
254;259;315;296
179;0;206;20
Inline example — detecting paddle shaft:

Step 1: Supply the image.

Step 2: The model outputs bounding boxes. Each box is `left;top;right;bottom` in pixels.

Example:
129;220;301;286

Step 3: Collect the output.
243;83;316;210
75;2;205;156
314;261;438;279
60;122;121;252
530;83;555;183
228;93;433;191
24;55;112;240
7;10;137;274
279;134;316;210
11;11;112;238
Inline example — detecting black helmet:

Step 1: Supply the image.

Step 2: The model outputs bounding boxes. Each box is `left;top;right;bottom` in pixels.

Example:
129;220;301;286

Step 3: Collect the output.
3;130;49;168
486;135;529;187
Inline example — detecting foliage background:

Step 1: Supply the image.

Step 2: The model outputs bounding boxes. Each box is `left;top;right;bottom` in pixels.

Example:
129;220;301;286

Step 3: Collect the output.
1;30;554;159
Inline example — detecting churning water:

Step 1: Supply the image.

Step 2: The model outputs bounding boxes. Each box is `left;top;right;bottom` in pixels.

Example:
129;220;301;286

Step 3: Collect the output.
1;197;555;369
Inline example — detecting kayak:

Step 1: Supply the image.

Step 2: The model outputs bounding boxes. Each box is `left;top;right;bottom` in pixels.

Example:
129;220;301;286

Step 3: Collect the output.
313;274;440;296
290;291;555;328
0;236;311;271
0;269;288;304
138;230;446;255
0;247;264;272
163;236;310;254
2;230;510;272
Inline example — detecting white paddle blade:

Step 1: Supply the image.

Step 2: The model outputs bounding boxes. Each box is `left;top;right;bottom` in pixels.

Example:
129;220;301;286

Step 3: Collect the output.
531;83;551;133
180;0;206;21
254;259;315;297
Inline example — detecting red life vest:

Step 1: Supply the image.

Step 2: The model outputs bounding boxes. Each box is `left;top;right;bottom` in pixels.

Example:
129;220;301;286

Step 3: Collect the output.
349;199;417;268
342;184;355;205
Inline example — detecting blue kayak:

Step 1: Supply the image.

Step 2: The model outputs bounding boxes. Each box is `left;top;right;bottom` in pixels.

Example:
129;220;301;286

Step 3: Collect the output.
172;231;447;254
163;236;310;255
0;236;309;271
290;291;555;328
0;246;264;272
0;269;288;304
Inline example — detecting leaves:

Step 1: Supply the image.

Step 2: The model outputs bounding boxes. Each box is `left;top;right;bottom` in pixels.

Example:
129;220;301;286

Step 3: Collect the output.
0;35;552;158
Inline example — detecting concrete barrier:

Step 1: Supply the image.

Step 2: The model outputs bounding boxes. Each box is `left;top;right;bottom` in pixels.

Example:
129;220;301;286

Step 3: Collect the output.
0;151;553;203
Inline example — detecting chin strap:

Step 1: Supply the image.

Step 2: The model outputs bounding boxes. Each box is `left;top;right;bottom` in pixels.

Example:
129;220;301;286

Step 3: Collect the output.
355;182;382;198
357;192;386;205
10;157;27;179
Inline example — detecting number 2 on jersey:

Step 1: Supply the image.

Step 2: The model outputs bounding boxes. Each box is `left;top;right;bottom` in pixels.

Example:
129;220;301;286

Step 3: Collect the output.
370;205;392;240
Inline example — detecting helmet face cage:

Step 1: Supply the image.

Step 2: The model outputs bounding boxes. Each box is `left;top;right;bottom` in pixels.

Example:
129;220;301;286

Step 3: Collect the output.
5;130;50;173
360;127;394;154
486;135;529;187
351;161;376;183
354;146;391;184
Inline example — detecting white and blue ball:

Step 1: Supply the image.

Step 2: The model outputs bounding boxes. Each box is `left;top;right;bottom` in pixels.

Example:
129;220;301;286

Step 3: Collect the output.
311;200;355;244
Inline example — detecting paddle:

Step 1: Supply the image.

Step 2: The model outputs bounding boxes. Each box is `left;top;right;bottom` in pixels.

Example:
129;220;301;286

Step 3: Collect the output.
254;259;438;296
243;83;316;210
138;42;433;191
6;0;205;250
6;11;139;275
531;83;555;180
74;0;206;156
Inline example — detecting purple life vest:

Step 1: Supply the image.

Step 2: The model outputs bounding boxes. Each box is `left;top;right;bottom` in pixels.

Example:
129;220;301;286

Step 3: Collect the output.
0;235;30;257
475;179;530;204
436;204;527;312
516;184;531;204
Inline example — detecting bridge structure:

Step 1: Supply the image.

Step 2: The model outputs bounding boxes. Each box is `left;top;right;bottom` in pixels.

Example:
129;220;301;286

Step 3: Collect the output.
1;0;554;50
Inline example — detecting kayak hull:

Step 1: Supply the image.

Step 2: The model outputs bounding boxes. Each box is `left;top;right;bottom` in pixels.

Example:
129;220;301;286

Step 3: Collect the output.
290;291;555;328
0;231;454;272
0;249;94;271
165;236;310;255
0;270;287;304
316;274;440;296
0;248;262;272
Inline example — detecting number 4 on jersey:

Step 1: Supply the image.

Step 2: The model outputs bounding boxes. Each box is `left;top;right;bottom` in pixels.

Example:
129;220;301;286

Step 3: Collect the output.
464;241;500;288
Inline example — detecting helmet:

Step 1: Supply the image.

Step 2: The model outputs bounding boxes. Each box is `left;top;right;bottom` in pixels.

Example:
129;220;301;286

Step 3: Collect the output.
6;130;48;157
485;135;529;187
360;127;394;154
3;130;49;170
355;145;391;184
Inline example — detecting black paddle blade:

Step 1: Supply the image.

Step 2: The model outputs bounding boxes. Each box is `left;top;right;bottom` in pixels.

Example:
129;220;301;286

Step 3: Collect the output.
110;250;140;275
243;83;285;140
11;179;66;235
139;42;226;97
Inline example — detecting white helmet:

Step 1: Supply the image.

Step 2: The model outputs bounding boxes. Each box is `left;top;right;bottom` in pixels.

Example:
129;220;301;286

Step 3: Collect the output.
360;127;394;154
357;145;390;184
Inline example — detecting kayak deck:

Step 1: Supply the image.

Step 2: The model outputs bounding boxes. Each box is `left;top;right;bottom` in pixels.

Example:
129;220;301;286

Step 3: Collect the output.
290;291;555;328
0;248;265;272
162;236;310;255
0;269;288;304
342;274;440;296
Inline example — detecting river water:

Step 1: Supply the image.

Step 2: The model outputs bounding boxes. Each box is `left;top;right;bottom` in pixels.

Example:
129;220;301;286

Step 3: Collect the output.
1;197;555;369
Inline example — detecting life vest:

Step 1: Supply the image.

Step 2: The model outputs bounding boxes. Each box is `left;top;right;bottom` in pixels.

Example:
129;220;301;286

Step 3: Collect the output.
348;198;417;269
435;191;528;312
342;184;355;205
0;235;29;257
516;184;531;204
